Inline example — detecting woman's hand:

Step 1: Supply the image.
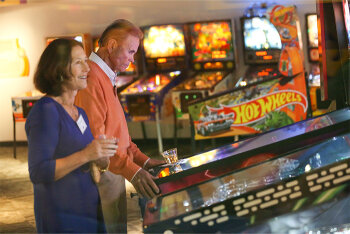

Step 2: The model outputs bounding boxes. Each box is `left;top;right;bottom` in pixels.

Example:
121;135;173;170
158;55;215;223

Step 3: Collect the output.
54;138;117;181
84;138;118;162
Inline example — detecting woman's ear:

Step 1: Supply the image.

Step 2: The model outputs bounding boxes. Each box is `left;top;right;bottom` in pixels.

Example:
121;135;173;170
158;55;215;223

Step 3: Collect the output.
107;39;118;54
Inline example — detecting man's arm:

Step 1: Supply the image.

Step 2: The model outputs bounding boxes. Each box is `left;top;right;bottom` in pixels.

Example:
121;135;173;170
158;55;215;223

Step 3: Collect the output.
129;140;165;169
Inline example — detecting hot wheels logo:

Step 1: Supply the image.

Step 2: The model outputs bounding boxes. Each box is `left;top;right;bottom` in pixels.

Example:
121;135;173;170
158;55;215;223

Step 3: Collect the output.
207;90;308;125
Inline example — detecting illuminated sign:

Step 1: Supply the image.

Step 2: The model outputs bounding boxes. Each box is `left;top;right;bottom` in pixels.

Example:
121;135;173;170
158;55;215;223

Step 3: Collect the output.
204;90;307;126
0;38;29;78
189;72;309;140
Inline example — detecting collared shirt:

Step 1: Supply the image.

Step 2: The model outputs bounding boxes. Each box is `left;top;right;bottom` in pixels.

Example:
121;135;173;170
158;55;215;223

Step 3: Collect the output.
89;52;117;86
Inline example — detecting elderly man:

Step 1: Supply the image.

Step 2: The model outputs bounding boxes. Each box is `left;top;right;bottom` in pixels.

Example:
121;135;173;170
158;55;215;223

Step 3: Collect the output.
75;19;164;233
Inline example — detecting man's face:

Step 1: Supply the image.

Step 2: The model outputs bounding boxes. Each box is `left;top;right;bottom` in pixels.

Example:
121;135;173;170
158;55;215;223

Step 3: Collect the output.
109;34;140;73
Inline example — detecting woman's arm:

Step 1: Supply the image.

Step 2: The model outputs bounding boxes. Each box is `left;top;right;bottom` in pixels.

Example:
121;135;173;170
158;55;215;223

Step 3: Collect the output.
54;138;117;180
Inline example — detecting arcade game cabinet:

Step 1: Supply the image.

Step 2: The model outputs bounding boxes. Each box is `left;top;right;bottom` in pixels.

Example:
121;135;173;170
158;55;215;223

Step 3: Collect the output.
318;0;350;110
120;23;187;152
11;90;43;158
237;7;282;87
171;20;236;120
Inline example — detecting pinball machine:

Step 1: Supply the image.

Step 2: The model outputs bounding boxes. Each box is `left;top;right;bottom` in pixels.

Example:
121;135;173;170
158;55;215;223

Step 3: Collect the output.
119;23;187;152
236;4;306;90
144;107;350;233
149;108;350;195
236;7;282;87
11;90;43;158
171;19;235;120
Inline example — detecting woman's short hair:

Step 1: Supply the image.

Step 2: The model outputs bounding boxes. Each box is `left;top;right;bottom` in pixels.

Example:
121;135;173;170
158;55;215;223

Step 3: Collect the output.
98;19;143;47
34;38;83;96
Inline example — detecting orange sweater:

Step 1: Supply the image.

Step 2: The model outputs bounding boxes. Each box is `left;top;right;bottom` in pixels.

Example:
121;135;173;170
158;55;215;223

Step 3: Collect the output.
75;61;149;181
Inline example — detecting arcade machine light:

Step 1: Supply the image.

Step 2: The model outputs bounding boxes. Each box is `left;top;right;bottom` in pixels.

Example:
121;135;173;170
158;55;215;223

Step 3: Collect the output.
92;36;142;94
143;108;350;233
171;20;236;119
46;33;93;56
237;16;282;87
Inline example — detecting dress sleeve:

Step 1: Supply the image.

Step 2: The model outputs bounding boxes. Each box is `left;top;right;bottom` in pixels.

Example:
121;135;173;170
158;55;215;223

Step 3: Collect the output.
25;102;59;184
75;74;107;137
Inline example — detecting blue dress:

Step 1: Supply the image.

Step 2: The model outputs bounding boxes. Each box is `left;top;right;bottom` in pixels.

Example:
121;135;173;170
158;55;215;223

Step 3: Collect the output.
25;97;106;233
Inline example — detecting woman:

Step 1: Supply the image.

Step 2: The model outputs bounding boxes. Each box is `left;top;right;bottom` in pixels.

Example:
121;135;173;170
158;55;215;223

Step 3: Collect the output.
25;39;117;233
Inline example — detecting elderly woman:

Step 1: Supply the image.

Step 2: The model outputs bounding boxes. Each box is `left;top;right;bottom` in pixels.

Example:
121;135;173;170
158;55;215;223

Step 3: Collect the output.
25;39;118;233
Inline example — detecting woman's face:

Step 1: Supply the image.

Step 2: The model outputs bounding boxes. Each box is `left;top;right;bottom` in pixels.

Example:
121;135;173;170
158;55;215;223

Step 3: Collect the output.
65;45;90;91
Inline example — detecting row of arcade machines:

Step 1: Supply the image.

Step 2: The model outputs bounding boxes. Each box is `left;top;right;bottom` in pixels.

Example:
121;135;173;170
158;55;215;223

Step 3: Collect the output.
140;1;350;232
184;4;309;141
118;20;236;152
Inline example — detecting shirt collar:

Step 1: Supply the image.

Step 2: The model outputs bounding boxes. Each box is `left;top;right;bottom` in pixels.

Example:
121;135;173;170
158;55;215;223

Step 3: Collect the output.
89;52;117;86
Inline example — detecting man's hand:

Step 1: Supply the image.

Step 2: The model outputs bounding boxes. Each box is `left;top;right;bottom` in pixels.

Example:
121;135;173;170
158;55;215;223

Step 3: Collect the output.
131;169;160;199
144;158;166;170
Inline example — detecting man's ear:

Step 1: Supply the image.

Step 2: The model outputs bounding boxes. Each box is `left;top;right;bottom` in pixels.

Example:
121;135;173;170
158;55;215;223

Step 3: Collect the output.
107;39;118;54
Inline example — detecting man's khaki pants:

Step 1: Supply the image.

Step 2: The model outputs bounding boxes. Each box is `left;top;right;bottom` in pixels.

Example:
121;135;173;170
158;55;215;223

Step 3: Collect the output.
98;171;127;233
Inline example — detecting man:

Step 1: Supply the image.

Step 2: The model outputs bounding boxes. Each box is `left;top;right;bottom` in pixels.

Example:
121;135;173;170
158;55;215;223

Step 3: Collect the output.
75;19;164;233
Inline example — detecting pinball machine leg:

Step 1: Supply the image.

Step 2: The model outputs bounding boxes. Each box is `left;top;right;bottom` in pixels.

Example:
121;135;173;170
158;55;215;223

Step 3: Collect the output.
190;121;196;154
13;114;17;159
141;121;147;143
211;138;216;147
173;106;178;147
155;106;163;154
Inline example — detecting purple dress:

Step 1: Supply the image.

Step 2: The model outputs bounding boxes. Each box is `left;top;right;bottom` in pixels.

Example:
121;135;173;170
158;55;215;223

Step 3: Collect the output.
25;97;105;233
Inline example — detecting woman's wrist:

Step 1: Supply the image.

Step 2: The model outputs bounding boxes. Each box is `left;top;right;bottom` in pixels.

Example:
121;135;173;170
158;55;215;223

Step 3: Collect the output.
98;160;110;173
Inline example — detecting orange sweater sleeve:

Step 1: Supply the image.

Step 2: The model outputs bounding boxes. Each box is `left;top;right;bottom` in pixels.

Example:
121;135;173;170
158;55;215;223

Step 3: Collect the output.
129;138;149;167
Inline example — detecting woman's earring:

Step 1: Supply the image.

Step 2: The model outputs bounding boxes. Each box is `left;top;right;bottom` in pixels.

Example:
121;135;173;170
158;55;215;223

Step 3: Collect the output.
60;75;64;82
